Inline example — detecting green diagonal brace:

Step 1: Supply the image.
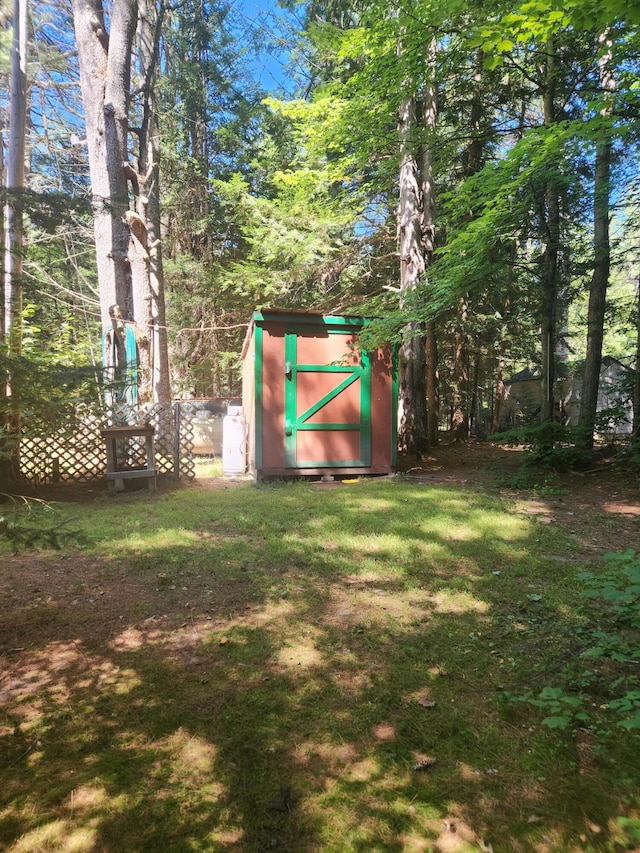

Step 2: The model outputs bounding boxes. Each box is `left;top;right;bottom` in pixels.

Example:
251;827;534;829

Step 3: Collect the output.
297;370;361;425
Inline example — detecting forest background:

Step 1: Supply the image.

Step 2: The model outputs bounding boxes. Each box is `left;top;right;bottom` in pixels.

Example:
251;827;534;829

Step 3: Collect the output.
1;0;639;480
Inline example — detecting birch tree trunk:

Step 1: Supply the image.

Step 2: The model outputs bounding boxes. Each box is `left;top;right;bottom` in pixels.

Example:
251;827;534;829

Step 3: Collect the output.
4;0;27;356
1;0;28;486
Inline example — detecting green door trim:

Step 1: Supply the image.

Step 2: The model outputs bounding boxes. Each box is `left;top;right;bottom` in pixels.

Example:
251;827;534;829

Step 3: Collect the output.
253;311;367;329
284;330;372;468
254;322;264;472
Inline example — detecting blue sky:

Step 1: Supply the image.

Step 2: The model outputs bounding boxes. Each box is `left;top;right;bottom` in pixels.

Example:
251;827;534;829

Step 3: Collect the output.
230;0;298;93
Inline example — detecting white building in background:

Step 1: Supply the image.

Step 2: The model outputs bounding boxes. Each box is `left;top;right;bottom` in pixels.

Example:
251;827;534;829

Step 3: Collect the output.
501;356;635;435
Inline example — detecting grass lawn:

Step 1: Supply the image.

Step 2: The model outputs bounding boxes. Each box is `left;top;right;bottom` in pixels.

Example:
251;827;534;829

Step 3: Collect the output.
1;453;639;851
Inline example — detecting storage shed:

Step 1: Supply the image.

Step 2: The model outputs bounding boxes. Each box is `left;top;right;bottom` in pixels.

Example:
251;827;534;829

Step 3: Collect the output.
242;311;397;479
501;357;634;433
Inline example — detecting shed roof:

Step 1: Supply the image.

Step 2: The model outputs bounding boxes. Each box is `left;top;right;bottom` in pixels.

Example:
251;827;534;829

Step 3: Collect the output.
242;310;373;358
507;367;540;383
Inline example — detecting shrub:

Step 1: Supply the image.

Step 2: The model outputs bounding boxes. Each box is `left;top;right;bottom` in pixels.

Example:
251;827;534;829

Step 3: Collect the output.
492;421;592;471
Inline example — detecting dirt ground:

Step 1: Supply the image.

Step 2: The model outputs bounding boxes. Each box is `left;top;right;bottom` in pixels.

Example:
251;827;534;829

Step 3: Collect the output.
396;440;640;557
2;440;639;638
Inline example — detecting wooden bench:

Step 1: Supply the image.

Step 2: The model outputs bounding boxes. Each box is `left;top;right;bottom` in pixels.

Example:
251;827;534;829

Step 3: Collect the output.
100;425;157;494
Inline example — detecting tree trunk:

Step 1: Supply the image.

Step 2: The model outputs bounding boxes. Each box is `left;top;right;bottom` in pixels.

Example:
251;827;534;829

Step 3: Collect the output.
633;281;640;440
467;48;484;176
540;246;558;424
72;0;138;328
397;91;428;455
396;30;439;457
451;47;484;441
451;297;468;441
0;126;7;490
1;0;28;488
540;39;560;424
426;319;439;445
74;0;171;410
579;32;615;449
491;356;505;435
421;70;438;447
398;324;427;456
0;131;5;349
4;0;27;355
132;0;171;404
490;279;512;436
470;349;482;436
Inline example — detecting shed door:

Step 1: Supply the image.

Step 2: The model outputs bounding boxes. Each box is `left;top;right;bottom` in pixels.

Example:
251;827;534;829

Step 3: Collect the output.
284;329;371;468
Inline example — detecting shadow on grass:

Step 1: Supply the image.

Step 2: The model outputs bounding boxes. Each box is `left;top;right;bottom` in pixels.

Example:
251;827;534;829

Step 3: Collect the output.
0;478;638;851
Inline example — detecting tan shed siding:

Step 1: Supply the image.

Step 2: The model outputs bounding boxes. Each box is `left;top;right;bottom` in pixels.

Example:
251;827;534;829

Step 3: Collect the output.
261;322;286;469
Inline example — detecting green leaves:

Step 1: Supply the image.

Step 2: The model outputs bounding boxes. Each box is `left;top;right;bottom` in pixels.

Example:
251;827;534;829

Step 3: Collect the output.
513;551;640;734
579;551;640;618
529;686;587;730
470;0;635;67
609;693;640;730
0;508;86;554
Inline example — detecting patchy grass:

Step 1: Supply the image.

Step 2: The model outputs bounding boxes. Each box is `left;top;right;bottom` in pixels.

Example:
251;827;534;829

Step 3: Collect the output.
1;469;639;852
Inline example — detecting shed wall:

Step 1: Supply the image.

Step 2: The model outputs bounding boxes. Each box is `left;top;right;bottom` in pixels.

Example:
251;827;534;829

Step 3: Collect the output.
245;314;395;477
242;327;256;470
261;321;286;470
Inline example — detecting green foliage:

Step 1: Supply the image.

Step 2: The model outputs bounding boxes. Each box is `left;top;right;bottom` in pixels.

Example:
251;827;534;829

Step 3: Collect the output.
528;685;591;730
0;351;99;429
0;500;86;553
0;188;91;231
211;172;362;309
430;119;587;312
509;551;640;733
492;421;592;470
593;403;633;440
629;437;640;468
498;466;566;493
1;350;100;487
580;551;640;631
470;0;640;64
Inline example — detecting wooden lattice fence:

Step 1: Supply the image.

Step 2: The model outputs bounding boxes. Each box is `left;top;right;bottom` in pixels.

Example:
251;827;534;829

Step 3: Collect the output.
19;402;196;484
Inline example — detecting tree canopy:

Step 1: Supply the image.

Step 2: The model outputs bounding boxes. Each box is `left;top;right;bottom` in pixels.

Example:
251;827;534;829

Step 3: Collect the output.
2;0;639;461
